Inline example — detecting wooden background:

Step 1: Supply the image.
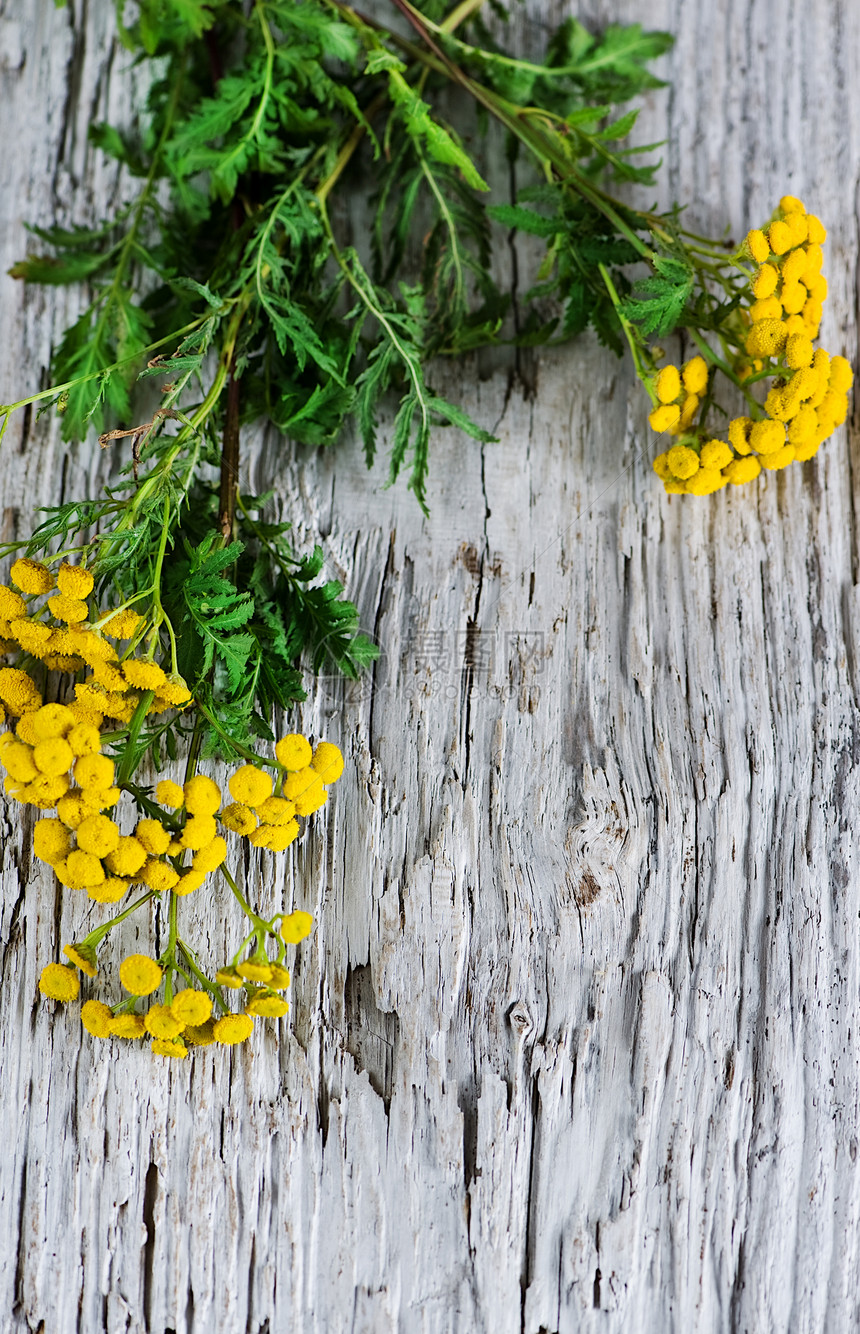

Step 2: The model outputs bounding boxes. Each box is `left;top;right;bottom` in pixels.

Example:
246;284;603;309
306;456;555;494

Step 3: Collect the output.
2;2;860;1331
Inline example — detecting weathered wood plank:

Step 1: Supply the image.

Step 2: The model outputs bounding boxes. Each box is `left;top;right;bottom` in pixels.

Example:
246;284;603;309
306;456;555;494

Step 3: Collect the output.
2;2;860;1331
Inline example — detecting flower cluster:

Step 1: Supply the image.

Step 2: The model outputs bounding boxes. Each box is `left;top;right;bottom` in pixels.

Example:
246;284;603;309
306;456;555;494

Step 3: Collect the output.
0;559;191;727
649;198;853;495
30;727;343;1058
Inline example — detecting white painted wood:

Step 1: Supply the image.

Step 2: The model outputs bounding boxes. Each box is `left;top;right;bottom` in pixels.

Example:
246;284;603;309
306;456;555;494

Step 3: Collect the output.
2;2;860;1331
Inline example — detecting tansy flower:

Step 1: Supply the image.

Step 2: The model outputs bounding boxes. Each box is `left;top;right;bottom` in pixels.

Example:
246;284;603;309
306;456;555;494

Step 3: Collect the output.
47;594;89;624
280;910;313;944
171;990;213;1026
1;741;39;782
57;563;94;600
249;821;300;851
294;784;327;818
139;860;180;892
151;1038;187;1059
213;1014;254;1045
66;722;103;756
681;356;709;395
745;319;788;358
156;779;184;809
33;818;73;864
751;266;778;299
665;445;699;480
105;836;148;877
56;791;89;829
119;954;163;996
275;734;312;770
81;1000;113;1037
786;334;814;369
655;365;681;403
311;742;344;784
192;837;227;873
830;356;854;393
183;1020;216;1046
724;457;762;485
13;622;53;656
215;967;244;989
282;767;321;800
144;1004;185;1039
39;962;80;1002
183;775;221;817
122;660;166;691
746;229;770;263
767;220;793;255
180;814;217;850
15;714;41;745
156;678;193;707
246;995;289;1018
31;703;75;741
760;445;795;470
648;404;681;433
173;870;206;897
33;738;74;777
685;468;727;496
749;420;785;454
699;440;733;471
109;1014;146;1039
87;877;128;904
10;559;53;595
220;802;257;835
63;943;97;978
135;819;172;856
236;960;273;983
255;796;296;826
63;849;105;889
0;667;42;715
728;418;754;455
75;753;115;790
0;586;26;620
268;964;291;990
99;607;143;639
228;765;273;807
91;662;128;693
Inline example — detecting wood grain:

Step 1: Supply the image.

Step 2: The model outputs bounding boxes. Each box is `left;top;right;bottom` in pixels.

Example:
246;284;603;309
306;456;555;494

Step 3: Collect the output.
2;2;860;1331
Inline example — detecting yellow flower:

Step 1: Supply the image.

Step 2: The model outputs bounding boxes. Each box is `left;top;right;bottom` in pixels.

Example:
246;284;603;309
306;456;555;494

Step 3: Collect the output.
246;995;289;1018
685;468;727;496
749;420;786;454
171;990;213;1026
1;740;38;782
135;819;172;855
151;1037;187;1059
268;964;291;990
249;820;300;851
280;910;313;944
119;954;163;996
294;784;327;818
793;437;821;462
780;281;806;316
10;559;53;595
81;1000;113;1037
723;456;762;485
33;818;73;864
91;662;128;693
0;586;26;620
33;737;74;777
652;453;673;482
805;215;826;245
105;836;148;877
0;667;42;715
760;444;795;470
311;742;345;785
678;394;700;430
75;753;115;790
87;877;129;904
155;677;193;707
784;212;808;247
173;869;206;897
274;734;312;770
788;405;819;445
785;334;814;369
228;764;273;807
122;660;166;691
767;220;793;255
779;194;805;214
144;1004;185;1039
255;796;297;826
220;802;257;835
100;607;143;639
56;791;89;828
746;229;770;263
183;1020;216;1046
156;779;185;809
781;248;807;285
665;445;699;480
215;967;244;989
192;836;228;873
15;713;41;744
66;700;105;729
237;960;273;983
12;621;53;656
57;563;94;600
749;296;782;323
183;775;222;817
751;265;778;299
39;962;80;1002
47;594;89;625
829;356;854;393
647;404;681;433
699;440;733;471
655;365;681;404
81;784;120;813
63;943;97;977
180;814;217;850
140;860;180;892
31;704;74;742
67;629;117;666
63;849;105;890
680;356;709;396
213;1014;254;1045
109;1014;146;1039
745;319;788;359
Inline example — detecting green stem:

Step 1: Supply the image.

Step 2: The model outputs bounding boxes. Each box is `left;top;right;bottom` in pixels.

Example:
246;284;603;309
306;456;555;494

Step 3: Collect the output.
115;690;155;786
78;890;156;951
177;938;229;1013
